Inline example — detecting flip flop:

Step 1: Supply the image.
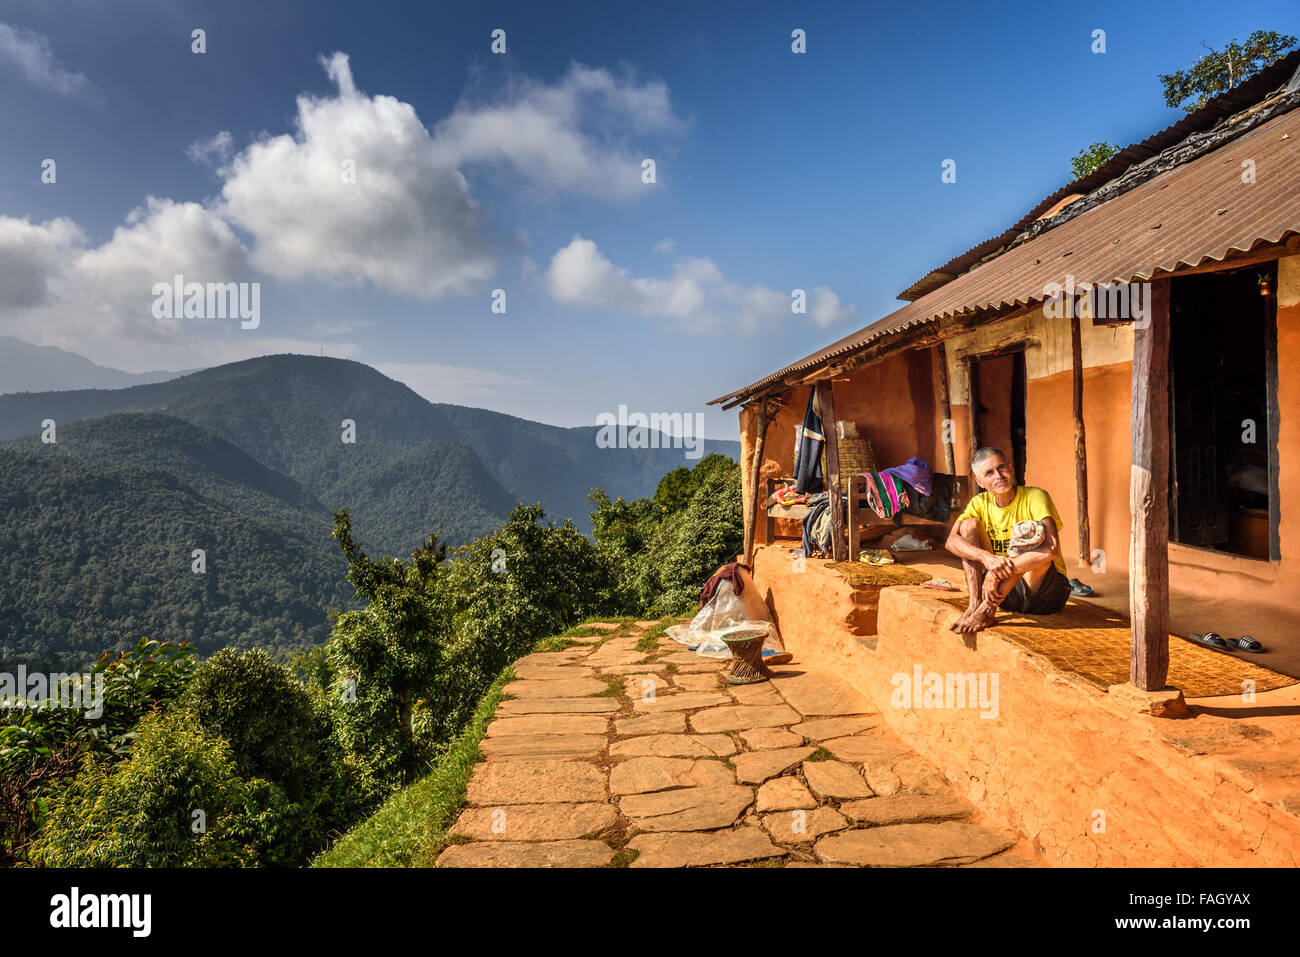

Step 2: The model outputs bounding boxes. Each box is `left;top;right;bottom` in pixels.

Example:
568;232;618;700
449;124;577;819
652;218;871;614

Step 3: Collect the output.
762;650;794;665
922;580;959;591
1190;632;1229;651
1226;635;1263;653
1068;578;1094;597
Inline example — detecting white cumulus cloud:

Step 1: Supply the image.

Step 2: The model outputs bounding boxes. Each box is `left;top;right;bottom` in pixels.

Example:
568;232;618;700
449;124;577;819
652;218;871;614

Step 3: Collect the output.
545;236;858;334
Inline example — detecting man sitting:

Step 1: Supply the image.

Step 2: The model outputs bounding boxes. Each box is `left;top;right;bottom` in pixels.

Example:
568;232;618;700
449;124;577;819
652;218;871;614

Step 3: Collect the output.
945;447;1070;634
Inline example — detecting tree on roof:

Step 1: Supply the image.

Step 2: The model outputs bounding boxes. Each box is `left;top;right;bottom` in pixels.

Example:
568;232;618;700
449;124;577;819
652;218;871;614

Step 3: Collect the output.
1070;141;1119;180
1159;30;1298;113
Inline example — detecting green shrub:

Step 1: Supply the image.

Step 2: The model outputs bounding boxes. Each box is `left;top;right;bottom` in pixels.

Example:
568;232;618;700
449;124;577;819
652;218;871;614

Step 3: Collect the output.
179;648;326;802
28;710;251;867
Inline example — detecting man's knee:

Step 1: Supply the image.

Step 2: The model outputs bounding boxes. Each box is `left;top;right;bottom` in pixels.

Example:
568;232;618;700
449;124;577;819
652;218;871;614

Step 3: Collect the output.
953;517;981;544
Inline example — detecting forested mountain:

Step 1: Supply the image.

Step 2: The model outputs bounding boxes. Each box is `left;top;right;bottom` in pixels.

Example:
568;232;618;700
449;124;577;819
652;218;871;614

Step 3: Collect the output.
0;354;737;668
0;354;737;547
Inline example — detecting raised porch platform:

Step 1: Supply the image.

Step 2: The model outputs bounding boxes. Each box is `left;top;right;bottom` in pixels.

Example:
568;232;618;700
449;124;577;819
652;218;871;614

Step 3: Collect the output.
751;543;1300;866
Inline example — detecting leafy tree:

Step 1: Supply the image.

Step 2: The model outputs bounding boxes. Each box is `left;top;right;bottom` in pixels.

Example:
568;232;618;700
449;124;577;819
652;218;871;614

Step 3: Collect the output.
1159;31;1297;112
28;710;252;867
325;509;450;800
441;503;615;733
590;456;743;616
1070;141;1119;179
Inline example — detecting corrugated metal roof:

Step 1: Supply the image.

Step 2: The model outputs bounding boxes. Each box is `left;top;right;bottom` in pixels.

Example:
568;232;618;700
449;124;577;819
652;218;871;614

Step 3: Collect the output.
896;49;1300;302
711;105;1300;407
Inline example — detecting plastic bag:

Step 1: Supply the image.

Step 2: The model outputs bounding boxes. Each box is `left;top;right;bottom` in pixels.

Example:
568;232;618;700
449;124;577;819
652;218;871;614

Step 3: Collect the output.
667;576;782;659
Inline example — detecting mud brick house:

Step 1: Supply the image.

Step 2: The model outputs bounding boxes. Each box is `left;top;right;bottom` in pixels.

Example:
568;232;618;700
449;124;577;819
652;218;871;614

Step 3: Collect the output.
710;52;1300;866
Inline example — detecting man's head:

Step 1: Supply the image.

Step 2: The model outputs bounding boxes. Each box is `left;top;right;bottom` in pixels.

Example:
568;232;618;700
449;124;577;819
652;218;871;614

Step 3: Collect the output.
971;447;1016;496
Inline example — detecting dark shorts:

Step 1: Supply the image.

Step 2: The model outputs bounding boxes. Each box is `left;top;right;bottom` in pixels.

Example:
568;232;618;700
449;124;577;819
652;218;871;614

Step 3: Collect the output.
1000;564;1070;615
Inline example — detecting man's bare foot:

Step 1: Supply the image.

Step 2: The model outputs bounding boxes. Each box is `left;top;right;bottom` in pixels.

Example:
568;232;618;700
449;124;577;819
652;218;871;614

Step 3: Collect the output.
952;600;998;634
949;603;983;633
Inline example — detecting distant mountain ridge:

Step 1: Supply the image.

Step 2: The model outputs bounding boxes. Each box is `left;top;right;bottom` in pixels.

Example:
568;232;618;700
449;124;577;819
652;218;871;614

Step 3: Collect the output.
0;336;193;394
0;354;738;549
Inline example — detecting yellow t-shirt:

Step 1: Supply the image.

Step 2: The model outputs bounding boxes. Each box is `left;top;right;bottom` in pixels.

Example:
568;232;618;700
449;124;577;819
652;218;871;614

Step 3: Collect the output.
956;486;1067;576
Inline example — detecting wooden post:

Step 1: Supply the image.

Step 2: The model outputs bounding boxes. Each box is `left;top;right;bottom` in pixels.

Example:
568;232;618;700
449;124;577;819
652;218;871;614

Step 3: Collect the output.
1070;312;1092;567
1129;278;1171;691
743;401;771;568
965;356;981;464
936;342;957;475
815;379;847;562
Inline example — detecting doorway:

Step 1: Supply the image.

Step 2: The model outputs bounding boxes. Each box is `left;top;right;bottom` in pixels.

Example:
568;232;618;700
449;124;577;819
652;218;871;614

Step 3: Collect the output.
968;347;1027;486
1170;264;1279;560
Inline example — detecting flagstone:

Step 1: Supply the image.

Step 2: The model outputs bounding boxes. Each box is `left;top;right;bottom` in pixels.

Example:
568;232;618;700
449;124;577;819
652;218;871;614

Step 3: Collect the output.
861;764;904;797
480;733;607;761
839;793;972;826
689;704;801;733
512;665;596;680
514;650;591;667
755;776;818;812
893;755;951;795
673;673;723;692
486;714;609;737
451;802;618;841
623;674;670;698
802;761;874;800
629;827;784;868
670;661;725;674
821;734;914;764
610;733;735;759
586;650;648;667
504;677;610;698
437;839;614;868
466;760;607;805
659;651;716;665
633;691;731;713
603;664;662;675
609;756;734;794
792;716;880;740
615;712;687;736
740;727;804;750
814;822;1016;867
772;671;874;716
763;807;849;844
619;785;754;831
728;682;786;707
496;697;619;715
732;746;816;784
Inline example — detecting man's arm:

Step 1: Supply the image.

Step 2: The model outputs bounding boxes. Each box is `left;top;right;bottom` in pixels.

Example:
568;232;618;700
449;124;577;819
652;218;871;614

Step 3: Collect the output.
946;518;1016;579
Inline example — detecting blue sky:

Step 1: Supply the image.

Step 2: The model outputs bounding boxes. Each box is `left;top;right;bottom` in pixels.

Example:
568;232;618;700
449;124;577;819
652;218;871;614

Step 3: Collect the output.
1;0;1297;441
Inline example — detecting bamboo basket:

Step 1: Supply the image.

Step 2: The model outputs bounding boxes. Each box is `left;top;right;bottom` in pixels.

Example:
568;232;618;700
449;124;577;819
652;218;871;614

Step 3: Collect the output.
824;434;877;492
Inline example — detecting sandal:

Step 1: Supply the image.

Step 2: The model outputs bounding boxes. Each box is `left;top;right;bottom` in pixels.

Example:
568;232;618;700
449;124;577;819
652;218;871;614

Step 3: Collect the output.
762;650;794;666
1226;635;1264;653
1068;578;1094;597
1190;632;1229;651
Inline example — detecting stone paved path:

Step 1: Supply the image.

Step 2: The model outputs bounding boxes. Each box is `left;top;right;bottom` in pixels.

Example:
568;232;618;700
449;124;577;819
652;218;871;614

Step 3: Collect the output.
437;621;1044;868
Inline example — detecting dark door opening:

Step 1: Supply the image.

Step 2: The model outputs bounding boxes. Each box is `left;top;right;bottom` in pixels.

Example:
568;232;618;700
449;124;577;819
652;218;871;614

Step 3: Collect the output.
1170;265;1279;560
970;347;1027;486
